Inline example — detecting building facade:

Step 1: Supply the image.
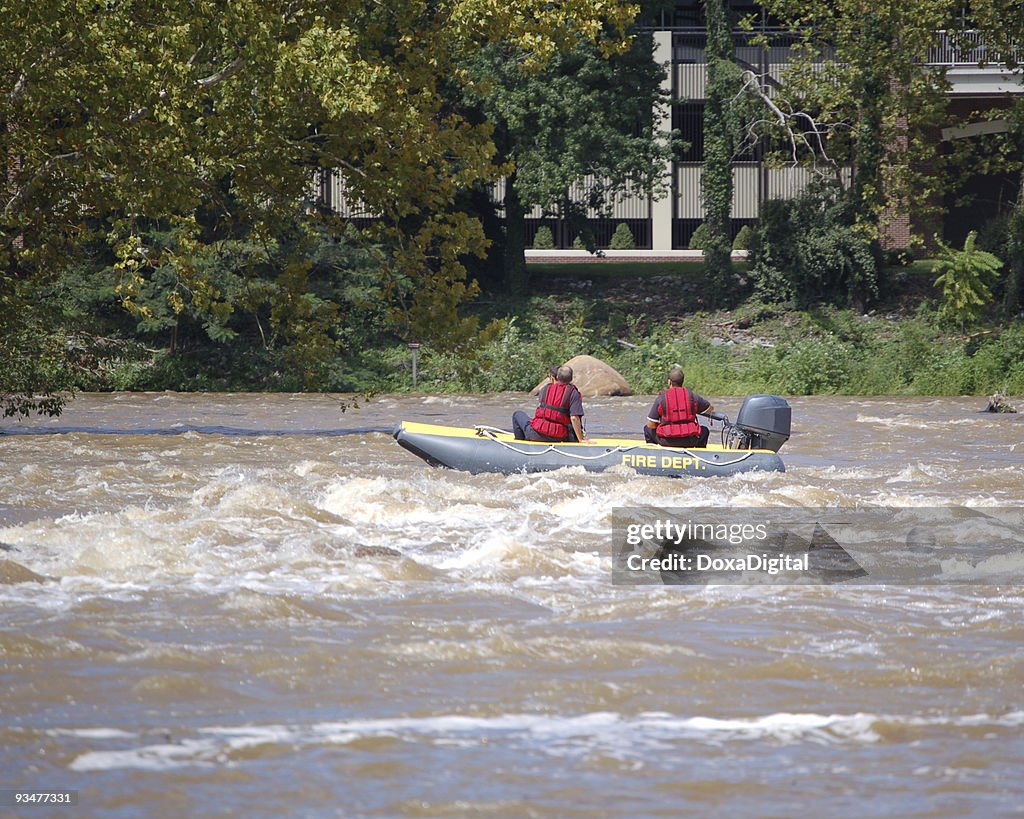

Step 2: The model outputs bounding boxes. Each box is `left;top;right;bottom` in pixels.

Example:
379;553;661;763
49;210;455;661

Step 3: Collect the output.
322;17;1024;254
518;26;1024;253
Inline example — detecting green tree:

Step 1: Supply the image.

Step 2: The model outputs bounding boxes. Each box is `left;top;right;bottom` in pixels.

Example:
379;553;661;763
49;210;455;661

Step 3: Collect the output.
956;1;1024;314
0;275;76;417
463;28;671;293
0;0;638;412
751;181;878;306
756;0;955;242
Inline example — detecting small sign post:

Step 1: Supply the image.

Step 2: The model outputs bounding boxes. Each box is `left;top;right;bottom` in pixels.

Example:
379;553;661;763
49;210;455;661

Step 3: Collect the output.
408;342;421;388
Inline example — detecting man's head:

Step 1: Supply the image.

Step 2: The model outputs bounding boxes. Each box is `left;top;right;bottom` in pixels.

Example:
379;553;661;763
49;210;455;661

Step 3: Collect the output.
668;366;685;387
556;365;574;384
548;365;559;382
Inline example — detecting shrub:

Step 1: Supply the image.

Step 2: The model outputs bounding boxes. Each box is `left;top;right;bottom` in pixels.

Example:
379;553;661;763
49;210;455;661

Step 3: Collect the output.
605;325;748;395
751;333;856;394
609;223;636;250
418;312;596;393
732;225;754;251
532;225;555;249
688;223;710;250
976;214;1010;259
750;182;878;307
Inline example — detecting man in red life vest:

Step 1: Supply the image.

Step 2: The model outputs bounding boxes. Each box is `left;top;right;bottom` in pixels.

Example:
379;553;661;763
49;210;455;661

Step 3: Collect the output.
644;366;713;447
512;365;586;442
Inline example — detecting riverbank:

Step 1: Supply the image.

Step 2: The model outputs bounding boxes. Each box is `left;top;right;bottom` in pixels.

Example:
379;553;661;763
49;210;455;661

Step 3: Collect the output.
68;259;1024;398
402;261;1024;397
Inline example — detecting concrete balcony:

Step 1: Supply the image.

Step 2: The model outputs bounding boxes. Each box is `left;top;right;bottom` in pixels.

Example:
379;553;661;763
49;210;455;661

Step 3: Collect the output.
943;66;1024;96
927;30;1023;96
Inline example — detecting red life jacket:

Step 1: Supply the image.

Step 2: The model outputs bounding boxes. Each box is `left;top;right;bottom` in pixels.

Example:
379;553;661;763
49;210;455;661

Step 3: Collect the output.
656;387;701;439
530;382;576;439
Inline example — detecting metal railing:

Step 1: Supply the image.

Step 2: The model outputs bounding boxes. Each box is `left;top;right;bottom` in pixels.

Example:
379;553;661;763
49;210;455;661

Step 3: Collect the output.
661;26;1019;69
928;30;1021;67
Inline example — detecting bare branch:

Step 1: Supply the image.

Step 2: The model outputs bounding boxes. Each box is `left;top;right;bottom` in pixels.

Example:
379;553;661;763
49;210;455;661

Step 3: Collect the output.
734;68;840;176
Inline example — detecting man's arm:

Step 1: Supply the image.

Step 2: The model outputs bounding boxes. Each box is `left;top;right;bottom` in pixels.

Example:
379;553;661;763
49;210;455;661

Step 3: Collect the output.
571;415;586;441
646;396;662;429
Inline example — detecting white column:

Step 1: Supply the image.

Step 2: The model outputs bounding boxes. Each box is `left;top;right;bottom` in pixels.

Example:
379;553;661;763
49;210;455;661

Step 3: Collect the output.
651;30;674;252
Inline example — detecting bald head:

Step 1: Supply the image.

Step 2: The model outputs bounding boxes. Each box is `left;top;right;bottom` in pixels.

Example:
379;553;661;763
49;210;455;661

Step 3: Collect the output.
556;365;574;384
668;367;685;387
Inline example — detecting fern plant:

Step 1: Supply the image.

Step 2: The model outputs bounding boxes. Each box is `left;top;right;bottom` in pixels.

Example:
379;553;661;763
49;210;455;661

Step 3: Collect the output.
933;231;1003;329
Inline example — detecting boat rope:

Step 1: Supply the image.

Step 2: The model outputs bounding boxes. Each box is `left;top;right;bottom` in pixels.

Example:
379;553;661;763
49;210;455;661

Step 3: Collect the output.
472;425;755;465
474;425;637;460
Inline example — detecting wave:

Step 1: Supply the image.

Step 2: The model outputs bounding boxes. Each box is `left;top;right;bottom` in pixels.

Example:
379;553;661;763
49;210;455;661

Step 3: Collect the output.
66;709;1024;772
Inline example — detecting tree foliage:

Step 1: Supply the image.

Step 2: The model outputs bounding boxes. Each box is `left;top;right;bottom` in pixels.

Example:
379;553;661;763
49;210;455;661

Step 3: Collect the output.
701;0;741;300
0;0;639;413
751;181;878;307
0;274;76;417
949;1;1024;313
755;0;956;238
463;25;670;292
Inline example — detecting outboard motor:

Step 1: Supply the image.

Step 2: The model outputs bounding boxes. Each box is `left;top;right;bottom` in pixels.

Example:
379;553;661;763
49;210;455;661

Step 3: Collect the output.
730;394;791;452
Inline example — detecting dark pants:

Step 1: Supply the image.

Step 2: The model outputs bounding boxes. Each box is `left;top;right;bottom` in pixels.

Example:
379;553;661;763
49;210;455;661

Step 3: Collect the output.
512;410;578;442
512;410;532;440
644;425;709;448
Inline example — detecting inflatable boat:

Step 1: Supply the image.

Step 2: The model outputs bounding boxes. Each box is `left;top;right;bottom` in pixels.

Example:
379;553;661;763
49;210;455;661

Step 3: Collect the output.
394;395;791;478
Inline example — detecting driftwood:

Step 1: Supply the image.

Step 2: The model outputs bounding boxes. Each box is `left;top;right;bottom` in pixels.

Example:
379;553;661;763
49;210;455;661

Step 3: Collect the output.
984;392;1018;413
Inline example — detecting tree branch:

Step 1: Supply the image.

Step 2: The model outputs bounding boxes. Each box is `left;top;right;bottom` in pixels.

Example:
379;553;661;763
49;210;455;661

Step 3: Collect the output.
196;56;246;89
4;151;82;219
9;39;77;105
734;69;840;174
126;56;247;124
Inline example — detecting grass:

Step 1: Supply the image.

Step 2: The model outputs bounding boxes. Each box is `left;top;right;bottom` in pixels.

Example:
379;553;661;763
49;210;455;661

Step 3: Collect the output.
425;257;1024;397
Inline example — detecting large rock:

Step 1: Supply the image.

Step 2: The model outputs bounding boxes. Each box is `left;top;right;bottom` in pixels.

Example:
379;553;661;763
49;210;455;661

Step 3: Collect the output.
0;559;48;584
531;354;633;397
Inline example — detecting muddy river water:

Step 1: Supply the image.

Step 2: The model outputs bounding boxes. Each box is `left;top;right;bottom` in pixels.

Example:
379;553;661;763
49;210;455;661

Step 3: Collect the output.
1;392;1023;817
